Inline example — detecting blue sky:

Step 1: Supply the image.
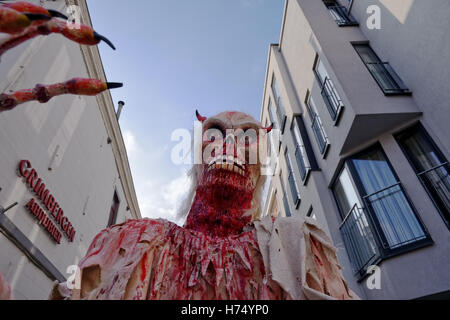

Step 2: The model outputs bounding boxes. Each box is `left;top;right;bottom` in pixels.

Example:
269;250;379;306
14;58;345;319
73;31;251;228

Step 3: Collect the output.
87;0;285;221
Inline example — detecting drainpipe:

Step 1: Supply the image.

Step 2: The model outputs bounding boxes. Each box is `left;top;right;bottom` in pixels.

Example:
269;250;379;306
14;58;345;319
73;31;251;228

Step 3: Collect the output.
116;101;125;120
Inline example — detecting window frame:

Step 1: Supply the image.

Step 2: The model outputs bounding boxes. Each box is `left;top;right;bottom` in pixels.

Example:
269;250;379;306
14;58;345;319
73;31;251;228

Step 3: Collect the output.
395;123;450;230
313;56;345;124
333;143;433;278
323;0;359;27
353;43;411;96
107;190;120;227
306;92;330;157
271;74;288;133
279;170;292;217
285;148;301;209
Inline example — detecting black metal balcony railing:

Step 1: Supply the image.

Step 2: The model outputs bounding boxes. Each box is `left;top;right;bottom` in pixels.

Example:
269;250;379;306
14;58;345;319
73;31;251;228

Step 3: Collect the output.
327;5;358;26
295;145;310;182
418;162;450;225
366;62;410;95
363;183;428;251
311;115;329;155
340;205;381;277
341;183;431;277
321;77;344;121
288;171;301;208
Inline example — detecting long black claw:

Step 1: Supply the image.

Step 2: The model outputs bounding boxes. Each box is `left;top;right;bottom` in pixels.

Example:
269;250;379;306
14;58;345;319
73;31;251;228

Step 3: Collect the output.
24;13;52;21
94;31;116;50
47;9;68;20
106;82;123;89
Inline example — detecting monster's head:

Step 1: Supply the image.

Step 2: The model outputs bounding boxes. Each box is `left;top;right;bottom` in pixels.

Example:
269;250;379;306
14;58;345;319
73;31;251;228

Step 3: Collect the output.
182;110;273;236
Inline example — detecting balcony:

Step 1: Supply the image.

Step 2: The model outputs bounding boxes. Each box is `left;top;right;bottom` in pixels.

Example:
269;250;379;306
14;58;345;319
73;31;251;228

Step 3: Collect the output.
340;183;432;278
276;100;287;133
340;182;432;278
326;4;358;27
340;205;381;277
295;145;311;182
311;115;329;155
288;171;301;208
366;62;411;95
321;77;344;122
362;183;430;252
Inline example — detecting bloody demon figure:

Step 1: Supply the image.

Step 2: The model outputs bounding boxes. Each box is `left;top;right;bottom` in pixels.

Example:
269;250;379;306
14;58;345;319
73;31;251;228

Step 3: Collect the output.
47;111;359;300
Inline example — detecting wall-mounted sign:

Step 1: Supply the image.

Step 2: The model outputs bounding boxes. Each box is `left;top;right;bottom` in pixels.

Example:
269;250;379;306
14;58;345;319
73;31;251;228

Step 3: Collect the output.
18;160;76;244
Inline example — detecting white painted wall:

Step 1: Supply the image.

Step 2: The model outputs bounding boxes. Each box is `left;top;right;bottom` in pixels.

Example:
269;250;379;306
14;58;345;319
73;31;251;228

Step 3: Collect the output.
0;0;135;299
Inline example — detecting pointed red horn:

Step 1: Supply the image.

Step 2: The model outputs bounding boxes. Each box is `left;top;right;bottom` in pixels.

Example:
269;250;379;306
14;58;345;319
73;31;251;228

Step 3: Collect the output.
196;110;207;123
263;123;273;133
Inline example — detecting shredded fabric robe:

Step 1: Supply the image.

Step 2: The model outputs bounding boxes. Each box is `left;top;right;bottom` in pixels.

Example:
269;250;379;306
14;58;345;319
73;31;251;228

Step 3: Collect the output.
50;216;358;300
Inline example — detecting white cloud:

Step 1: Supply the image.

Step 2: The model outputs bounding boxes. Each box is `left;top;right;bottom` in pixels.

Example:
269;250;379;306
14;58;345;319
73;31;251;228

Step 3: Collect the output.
124;130;139;156
137;171;191;225
123;129;191;225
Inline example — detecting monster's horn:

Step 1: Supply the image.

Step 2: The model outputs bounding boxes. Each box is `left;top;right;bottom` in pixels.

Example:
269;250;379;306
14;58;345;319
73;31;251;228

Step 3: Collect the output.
47;9;69;20
196;110;207;123
262;123;273;133
93;31;116;50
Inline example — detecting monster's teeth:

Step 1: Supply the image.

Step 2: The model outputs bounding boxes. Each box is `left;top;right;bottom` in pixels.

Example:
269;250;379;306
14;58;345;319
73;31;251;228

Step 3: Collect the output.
234;166;239;174
216;164;221;169
229;165;234;172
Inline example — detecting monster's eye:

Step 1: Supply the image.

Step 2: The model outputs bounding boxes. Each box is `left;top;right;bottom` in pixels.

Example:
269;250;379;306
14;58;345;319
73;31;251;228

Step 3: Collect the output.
204;125;224;142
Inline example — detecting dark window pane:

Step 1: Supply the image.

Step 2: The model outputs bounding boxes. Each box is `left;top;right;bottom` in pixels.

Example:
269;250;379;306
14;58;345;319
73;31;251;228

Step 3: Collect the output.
354;44;409;94
107;191;120;227
397;126;450;228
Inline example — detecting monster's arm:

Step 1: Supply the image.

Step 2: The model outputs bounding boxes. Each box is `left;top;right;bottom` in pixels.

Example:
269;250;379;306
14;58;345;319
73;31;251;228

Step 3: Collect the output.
1;1;121;114
0;78;122;113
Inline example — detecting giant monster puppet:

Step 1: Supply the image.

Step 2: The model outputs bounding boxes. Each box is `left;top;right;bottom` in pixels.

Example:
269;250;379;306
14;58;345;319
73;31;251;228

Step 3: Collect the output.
0;1;358;301
46;111;359;301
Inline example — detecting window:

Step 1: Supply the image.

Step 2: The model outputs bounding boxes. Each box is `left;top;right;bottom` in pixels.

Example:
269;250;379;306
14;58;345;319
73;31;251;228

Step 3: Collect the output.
285;149;301;208
307;95;329;156
265;116;279;175
353;44;410;95
323;0;358;26
334;145;432;277
271;76;287;133
107;191;120;227
307;206;317;220
268;99;279;130
314;57;344;122
292;119;312;182
280;172;292;217
396;124;450;229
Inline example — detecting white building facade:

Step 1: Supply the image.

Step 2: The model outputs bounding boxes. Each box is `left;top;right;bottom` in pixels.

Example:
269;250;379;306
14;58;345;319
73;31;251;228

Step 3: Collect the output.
0;0;141;299
261;0;450;300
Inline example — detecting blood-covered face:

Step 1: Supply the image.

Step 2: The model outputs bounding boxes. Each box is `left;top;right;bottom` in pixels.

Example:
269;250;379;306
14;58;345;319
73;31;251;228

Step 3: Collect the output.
185;111;271;236
198;111;266;194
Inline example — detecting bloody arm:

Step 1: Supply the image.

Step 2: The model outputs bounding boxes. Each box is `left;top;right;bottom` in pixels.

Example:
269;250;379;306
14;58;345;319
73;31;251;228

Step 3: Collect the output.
0;78;123;112
0;17;115;58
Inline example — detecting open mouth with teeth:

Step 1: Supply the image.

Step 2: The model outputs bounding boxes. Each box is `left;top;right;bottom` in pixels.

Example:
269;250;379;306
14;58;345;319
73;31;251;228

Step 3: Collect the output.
207;155;246;177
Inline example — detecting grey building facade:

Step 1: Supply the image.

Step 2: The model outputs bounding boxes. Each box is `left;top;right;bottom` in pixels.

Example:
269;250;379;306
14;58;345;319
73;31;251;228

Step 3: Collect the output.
261;0;450;300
